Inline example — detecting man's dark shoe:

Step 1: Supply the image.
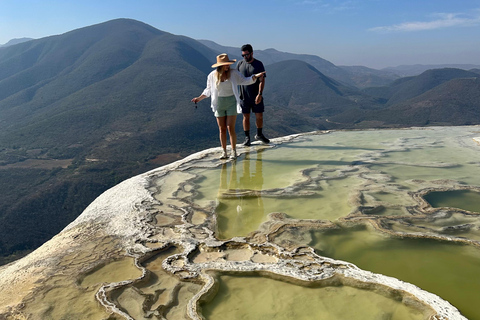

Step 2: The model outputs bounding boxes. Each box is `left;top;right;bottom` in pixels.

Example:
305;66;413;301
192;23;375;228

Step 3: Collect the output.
243;136;251;146
255;134;270;144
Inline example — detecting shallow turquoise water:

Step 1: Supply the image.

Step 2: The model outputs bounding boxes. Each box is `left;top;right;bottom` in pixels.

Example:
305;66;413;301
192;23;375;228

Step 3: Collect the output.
190;126;480;319
424;189;480;213
201;274;425;320
310;227;480;320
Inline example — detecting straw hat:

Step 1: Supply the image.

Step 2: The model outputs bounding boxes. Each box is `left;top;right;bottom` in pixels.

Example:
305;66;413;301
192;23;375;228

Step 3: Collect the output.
211;53;236;68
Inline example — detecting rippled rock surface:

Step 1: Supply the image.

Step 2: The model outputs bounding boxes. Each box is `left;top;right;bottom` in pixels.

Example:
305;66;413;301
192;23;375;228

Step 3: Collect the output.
2;126;480;319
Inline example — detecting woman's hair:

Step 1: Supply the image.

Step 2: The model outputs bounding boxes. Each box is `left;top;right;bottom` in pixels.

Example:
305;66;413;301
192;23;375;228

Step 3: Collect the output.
215;66;230;87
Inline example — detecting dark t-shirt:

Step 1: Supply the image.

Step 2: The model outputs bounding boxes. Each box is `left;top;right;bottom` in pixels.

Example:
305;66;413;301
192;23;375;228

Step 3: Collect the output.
237;59;265;103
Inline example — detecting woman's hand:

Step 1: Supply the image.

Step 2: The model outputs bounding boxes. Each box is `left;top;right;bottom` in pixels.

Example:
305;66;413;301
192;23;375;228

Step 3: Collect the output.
191;95;206;104
253;72;266;81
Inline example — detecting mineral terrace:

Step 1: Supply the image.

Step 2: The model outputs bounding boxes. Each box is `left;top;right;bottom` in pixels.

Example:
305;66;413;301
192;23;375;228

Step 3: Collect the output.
2;126;480;319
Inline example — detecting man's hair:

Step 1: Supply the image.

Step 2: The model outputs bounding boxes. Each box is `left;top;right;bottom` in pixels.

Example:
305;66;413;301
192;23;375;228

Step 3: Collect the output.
241;44;253;53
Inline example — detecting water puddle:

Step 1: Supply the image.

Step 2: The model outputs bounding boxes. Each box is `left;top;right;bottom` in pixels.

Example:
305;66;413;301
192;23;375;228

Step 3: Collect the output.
369;144;480;190
109;246;202;320
151;170;197;217
200;274;426;320
424;189;480;213
214;176;358;239
193;148;361;239
18;238;129;319
80;257;143;288
307;227;480;320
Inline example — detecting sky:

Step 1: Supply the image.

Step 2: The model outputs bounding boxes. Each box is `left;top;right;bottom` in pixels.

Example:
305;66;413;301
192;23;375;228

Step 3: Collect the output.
1;0;480;69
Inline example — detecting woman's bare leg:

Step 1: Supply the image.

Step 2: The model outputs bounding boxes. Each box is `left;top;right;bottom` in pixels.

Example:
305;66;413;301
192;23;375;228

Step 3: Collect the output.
216;116;227;151
226;115;237;151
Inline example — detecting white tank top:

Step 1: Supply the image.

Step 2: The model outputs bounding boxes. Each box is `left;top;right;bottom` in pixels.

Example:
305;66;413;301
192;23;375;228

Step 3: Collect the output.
218;79;234;97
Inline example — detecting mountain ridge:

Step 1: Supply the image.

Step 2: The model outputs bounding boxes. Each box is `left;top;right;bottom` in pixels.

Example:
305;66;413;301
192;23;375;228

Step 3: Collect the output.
331;76;480;127
362;68;480;106
0;38;33;47
378;77;480;126
383;64;480;77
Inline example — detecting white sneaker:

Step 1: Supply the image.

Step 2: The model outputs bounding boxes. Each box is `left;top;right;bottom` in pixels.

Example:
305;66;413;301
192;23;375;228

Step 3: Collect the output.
220;150;228;159
229;150;237;159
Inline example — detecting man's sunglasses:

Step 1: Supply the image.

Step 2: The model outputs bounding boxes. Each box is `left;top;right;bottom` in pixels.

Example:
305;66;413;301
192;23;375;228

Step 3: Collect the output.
241;53;251;57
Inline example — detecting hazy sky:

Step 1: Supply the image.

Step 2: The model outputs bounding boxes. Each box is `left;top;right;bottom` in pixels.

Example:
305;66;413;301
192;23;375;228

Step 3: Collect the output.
1;0;480;69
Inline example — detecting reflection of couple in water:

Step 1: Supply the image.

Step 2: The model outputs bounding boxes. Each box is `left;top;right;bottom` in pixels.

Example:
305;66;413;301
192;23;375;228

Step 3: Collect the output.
216;149;265;238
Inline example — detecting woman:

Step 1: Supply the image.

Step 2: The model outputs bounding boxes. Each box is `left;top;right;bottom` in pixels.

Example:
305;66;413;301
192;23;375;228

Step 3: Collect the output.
192;54;265;159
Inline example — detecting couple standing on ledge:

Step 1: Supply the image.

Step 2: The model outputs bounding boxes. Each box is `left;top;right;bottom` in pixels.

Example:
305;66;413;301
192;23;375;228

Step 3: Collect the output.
191;44;269;160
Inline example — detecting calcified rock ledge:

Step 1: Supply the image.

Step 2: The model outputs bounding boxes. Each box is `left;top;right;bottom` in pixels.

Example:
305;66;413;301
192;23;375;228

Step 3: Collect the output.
0;129;474;320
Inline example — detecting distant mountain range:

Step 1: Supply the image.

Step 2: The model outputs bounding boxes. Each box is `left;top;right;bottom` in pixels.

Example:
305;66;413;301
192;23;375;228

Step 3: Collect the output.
330;68;480;127
1;18;479;264
383;64;480;77
0;38;33;47
363;68;480;105
357;76;480;126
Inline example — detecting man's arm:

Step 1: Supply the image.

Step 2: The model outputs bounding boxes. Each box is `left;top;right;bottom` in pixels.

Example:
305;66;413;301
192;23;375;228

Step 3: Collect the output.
255;75;265;105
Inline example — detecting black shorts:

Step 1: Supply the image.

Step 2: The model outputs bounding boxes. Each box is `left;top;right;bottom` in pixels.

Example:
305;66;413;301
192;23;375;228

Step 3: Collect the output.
240;99;265;114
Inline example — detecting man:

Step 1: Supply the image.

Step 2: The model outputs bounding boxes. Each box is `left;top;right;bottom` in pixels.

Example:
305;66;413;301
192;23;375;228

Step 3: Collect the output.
237;44;269;146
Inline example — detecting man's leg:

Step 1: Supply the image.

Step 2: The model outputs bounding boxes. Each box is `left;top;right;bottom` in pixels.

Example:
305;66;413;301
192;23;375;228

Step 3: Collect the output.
242;113;252;146
254;112;270;144
255;112;263;130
